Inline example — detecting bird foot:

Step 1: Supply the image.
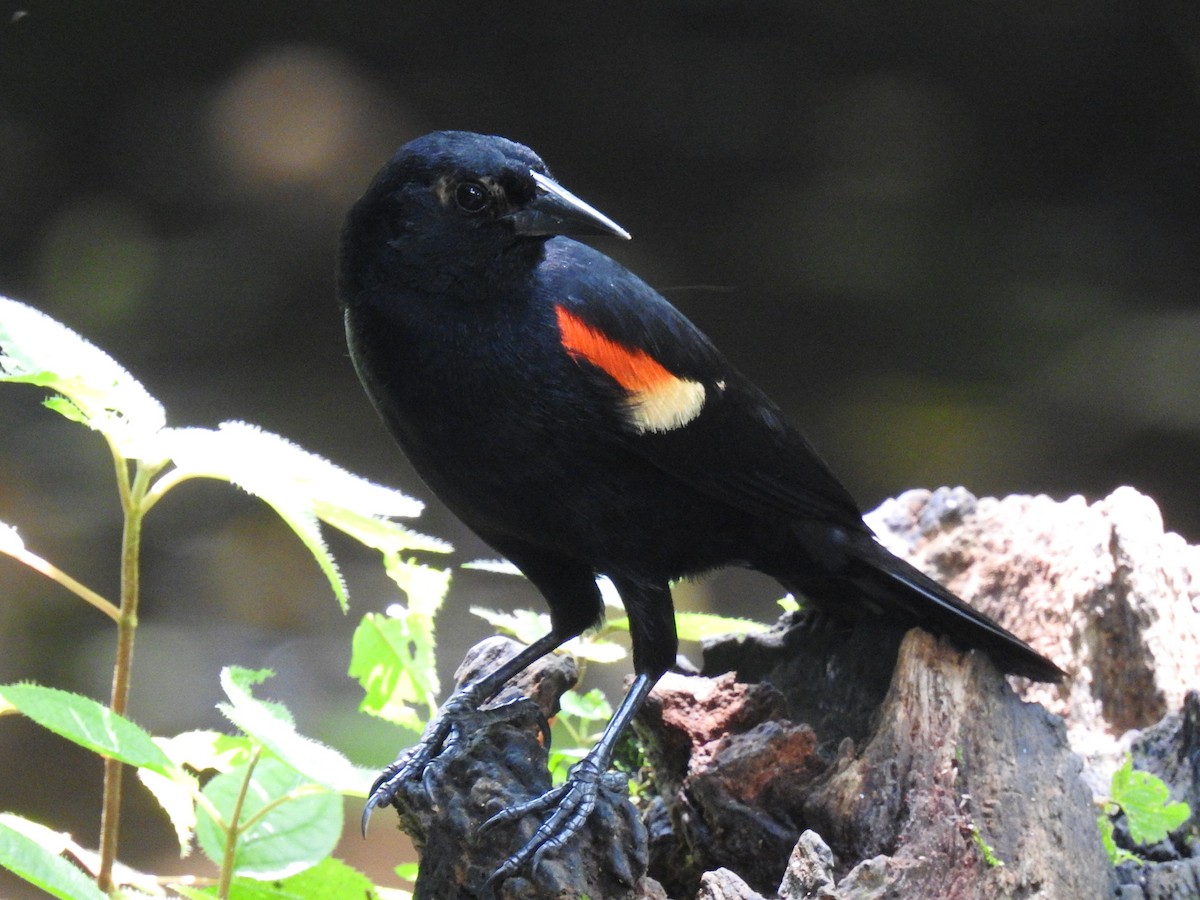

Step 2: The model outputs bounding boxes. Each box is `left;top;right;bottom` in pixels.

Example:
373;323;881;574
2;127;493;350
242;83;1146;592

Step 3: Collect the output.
362;693;550;834
478;756;628;895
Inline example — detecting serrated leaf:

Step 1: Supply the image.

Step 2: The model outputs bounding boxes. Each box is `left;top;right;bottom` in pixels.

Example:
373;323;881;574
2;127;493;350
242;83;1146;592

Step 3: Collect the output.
1112;756;1192;845
350;611;437;732
316;502;450;556
470;606;548;645
160;422;429;524
137;763;199;857
0;296;166;459
169;886;215;900
139;729;255;852
0;814;106;900
607;611;768;643
0;683;174;776
345;557;449;729
156;730;255;775
468;606;627;664
217;668;367;794
195;757;342;880
674;612;770;641
158;423;446;611
384;556;451;616
462;558;523;576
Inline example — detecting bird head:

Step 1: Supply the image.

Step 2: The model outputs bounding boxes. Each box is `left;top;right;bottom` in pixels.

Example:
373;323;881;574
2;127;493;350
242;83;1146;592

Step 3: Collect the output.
338;131;629;300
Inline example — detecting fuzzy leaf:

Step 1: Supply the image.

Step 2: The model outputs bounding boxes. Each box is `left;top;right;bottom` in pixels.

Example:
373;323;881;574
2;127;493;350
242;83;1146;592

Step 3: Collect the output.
348;558;449;729
0;683;174;776
158;423;447;611
0;296;166;459
469;606;626;663
607;611;768;642
217;668;369;794
1112;757;1192;846
195;757;341;880
0;814;106;900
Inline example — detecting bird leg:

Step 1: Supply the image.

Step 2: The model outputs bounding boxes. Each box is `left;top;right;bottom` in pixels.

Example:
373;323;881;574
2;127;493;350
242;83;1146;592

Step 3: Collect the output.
479;672;657;893
362;630;564;834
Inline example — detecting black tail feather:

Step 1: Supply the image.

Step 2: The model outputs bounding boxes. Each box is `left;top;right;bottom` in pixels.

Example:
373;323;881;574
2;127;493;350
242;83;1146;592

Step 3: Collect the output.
851;538;1065;683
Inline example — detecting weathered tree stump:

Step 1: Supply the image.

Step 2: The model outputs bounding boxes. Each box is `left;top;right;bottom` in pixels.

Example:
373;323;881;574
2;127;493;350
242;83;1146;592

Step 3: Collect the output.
637;623;1112;898
386;636;661;899
384;488;1198;899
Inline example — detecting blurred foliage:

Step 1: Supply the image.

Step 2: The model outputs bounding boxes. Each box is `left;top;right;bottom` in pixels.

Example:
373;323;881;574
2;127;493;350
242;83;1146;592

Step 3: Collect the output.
1;2;1199;893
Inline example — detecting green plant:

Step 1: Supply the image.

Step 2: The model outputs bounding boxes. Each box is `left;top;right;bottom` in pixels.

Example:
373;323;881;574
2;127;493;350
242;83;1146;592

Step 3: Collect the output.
0;296;781;898
968;824;1004;868
0;295;451;898
1098;755;1192;865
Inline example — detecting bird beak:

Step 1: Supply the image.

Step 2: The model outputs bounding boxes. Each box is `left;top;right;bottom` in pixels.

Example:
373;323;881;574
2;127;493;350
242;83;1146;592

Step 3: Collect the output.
508;170;632;240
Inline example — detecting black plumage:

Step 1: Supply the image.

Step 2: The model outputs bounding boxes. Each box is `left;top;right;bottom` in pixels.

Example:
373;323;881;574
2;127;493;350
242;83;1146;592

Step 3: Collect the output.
338;130;1063;886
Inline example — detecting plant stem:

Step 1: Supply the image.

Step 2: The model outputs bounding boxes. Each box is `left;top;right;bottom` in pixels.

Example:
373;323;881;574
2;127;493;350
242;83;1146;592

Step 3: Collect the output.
97;460;155;893
218;746;263;900
1;542;120;622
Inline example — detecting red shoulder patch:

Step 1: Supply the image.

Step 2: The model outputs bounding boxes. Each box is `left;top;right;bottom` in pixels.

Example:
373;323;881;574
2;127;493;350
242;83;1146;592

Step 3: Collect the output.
555;305;675;393
555;305;705;433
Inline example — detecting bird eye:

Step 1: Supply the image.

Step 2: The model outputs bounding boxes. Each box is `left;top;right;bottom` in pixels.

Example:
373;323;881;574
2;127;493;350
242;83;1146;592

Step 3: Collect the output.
454;181;491;214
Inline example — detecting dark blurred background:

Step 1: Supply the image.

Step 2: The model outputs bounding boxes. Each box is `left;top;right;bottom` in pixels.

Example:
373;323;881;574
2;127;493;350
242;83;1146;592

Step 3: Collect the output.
1;1;1198;893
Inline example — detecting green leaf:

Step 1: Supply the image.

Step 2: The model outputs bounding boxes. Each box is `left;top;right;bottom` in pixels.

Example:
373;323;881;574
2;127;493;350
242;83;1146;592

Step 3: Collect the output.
607;611;769;643
138;729;256;858
156;729;255;775
350;611;438;732
0;814;106;900
137;763;199;857
347;559;448;730
461;558;522;576
1111;756;1191;846
0;296;166;459
217;668;369;795
158;423;448;611
1097;814;1139;866
195;756;342;880
469;606;626;664
469;606;549;646
674;612;770;641
169;886;215;900
0;683;174;776
172;857;383;899
777;594;801;613
558;688;613;722
250;857;378;899
969;824;1005;867
0;520;25;557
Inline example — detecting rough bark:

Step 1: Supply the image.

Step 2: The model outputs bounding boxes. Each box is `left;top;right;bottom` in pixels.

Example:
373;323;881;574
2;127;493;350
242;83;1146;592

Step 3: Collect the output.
640;626;1112;898
387;636;661;899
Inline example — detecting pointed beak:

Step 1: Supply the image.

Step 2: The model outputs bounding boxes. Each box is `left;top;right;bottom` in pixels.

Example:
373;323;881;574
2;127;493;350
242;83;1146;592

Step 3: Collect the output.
508;170;631;240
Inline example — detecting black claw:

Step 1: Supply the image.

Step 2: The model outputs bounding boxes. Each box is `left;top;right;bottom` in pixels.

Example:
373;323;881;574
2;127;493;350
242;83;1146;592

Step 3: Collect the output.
360;795;378;837
473;759;610;893
420;760;443;800
362;772;401;837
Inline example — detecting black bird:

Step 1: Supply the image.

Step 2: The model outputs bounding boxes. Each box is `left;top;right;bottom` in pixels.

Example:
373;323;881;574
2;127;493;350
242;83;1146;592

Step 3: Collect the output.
339;131;1064;885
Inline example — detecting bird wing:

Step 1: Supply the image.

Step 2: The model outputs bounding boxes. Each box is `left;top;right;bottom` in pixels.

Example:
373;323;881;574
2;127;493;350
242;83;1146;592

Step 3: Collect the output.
543;239;870;536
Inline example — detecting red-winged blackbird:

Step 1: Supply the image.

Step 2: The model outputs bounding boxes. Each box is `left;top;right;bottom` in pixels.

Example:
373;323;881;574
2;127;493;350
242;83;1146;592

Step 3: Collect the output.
339;131;1063;886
